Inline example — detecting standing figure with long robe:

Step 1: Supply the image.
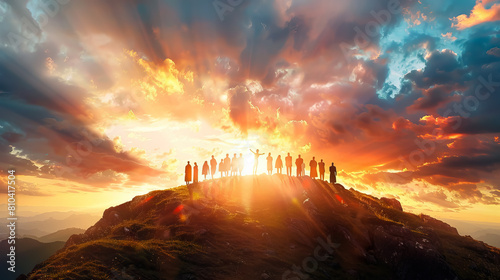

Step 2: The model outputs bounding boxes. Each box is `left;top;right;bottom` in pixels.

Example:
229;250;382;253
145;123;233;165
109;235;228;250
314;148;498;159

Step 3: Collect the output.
210;156;217;179
285;153;292;176
275;155;283;174
224;154;231;177
309;157;318;178
185;161;192;185
329;163;337;184
231;154;238;176
193;162;199;183
295;155;303;177
318;159;325;180
202;161;209;180
267;153;273;175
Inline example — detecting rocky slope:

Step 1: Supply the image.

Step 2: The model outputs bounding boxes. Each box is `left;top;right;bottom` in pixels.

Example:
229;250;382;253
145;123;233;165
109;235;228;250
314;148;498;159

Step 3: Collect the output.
20;175;500;280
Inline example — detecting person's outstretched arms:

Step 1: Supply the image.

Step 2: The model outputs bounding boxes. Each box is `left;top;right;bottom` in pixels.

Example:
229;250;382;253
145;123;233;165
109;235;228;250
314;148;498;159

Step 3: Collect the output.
249;149;255;154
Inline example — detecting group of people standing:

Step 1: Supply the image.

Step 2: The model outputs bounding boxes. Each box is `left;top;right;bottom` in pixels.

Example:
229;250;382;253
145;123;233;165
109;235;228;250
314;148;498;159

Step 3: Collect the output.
261;152;337;183
185;149;338;185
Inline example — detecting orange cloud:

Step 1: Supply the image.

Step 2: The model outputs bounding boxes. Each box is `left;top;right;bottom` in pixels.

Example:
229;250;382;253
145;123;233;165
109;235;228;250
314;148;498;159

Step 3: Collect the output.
126;50;192;100
452;0;500;30
441;32;457;41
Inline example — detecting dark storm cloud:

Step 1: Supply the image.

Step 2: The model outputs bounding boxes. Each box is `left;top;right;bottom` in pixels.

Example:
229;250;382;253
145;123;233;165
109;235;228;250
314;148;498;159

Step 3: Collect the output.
407;85;462;112
442;31;500;134
404;49;467;89
0;50;91;120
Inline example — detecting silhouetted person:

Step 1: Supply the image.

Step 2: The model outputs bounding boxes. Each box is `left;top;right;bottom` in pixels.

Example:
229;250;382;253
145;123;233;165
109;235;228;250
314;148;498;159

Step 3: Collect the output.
231;153;238;176
330;163;337;184
276;155;283;174
202;161;209;180
309;157;318;178
250;149;264;175
224;154;231;177
318;159;325;180
285;153;292;176
295;155;303;177
219;159;224;177
267;153;273;175
238;153;244;175
193;162;199;183
210;155;217;179
185;161;192;186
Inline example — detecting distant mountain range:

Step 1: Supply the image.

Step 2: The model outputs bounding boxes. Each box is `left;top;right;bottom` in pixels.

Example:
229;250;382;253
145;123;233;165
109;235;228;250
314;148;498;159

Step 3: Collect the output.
443;218;500;248
20;175;500;280
0;212;99;240
475;233;500;248
0;238;65;280
36;228;86;243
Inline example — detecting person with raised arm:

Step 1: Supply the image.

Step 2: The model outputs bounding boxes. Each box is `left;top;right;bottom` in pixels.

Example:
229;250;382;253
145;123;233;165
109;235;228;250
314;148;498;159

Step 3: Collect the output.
285;153;292;176
275;155;283;174
249;149;265;175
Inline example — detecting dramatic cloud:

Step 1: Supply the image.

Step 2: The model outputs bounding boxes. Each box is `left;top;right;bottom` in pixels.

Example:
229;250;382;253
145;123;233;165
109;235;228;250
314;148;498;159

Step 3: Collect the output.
0;0;499;214
452;0;500;30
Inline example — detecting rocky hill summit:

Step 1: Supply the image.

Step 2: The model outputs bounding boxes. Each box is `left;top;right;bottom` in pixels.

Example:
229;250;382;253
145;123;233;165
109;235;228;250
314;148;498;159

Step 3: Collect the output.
20;175;500;280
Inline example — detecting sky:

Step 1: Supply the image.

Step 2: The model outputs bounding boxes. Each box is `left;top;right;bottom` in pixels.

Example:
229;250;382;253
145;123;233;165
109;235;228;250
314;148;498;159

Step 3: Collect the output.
0;0;499;223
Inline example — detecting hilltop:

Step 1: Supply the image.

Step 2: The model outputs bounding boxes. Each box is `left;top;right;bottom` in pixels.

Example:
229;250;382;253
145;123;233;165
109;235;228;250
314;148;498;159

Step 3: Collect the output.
21;175;500;280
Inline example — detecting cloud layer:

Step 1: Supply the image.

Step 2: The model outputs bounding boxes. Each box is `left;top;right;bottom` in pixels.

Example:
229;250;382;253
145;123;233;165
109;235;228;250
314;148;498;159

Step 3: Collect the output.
0;0;499;212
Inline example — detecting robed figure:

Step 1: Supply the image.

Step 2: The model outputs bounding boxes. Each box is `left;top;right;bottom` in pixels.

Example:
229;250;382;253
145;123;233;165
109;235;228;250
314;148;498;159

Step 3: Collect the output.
267;153;273;175
210;156;217;179
185;161;192;185
224;154;231;176
275;155;283;174
318;159;325;180
295;155;303;177
329;163;337;184
202;161;209;180
193;162;199;183
285;153;292;176
231;154;238;176
309;157;318;178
